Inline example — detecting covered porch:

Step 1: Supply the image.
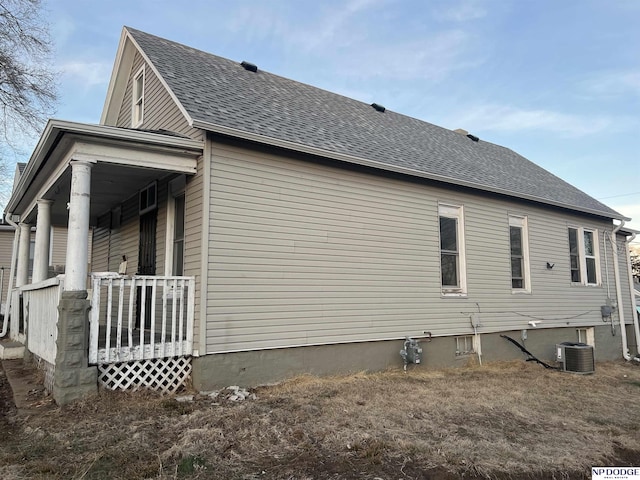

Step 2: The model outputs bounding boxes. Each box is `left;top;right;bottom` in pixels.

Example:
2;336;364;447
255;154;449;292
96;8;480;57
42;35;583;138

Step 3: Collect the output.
4;120;203;404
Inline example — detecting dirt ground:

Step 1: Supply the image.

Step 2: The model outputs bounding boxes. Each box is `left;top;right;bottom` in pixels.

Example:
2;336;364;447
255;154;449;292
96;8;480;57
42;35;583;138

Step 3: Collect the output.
1;360;640;480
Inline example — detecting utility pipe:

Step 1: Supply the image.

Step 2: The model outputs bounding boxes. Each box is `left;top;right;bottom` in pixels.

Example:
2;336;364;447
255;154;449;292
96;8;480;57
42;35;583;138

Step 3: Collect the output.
610;220;630;360
623;231;640;357
1;215;21;338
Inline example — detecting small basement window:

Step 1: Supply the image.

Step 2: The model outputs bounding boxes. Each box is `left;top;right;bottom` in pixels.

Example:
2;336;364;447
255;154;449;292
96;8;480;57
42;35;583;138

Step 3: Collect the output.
455;336;475;356
577;327;595;346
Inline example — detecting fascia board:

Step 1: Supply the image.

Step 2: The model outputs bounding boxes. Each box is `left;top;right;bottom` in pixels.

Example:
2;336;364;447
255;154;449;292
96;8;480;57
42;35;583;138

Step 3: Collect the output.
100;28;134;125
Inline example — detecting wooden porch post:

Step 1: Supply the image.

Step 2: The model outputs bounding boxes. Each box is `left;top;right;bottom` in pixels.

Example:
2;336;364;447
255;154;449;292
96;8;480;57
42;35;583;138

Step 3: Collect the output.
16;223;31;287
64;160;93;292
33;199;53;283
53;159;97;405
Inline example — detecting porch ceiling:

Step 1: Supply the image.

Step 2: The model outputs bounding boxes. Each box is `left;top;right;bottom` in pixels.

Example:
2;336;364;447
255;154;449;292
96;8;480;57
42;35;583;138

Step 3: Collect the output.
7;120;203;225
44;162;179;225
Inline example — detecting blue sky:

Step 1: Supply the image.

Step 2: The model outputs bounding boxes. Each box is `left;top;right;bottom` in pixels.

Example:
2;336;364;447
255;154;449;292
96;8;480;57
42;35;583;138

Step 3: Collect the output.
9;0;640;236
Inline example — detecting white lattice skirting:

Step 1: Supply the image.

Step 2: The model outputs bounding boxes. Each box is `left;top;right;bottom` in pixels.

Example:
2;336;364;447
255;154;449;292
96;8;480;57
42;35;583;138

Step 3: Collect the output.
98;356;192;394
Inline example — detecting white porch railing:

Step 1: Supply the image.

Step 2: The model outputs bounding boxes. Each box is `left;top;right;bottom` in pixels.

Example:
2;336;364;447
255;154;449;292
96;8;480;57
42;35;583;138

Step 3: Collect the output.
21;276;65;365
89;274;195;365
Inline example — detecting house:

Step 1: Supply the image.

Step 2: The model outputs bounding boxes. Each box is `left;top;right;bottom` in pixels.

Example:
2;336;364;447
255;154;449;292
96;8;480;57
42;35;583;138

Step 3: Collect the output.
2;27;639;404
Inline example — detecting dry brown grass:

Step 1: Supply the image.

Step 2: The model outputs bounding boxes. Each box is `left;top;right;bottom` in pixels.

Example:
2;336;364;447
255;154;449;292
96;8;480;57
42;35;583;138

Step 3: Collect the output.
1;360;640;479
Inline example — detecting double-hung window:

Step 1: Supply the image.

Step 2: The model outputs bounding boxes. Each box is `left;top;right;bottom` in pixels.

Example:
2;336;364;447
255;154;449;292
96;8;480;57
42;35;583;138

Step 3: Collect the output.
568;227;599;286
509;215;530;292
438;204;466;295
132;67;145;127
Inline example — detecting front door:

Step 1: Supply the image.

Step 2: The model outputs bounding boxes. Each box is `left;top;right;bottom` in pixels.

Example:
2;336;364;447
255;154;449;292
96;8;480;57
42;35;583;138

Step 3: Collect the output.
136;210;156;329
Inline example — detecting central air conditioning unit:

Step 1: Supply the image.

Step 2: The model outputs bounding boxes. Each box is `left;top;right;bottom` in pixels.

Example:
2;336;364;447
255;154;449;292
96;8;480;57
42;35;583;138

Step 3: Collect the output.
555;343;595;374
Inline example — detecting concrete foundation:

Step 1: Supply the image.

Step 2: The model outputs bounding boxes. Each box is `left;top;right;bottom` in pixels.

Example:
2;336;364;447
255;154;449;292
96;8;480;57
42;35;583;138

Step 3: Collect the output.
53;291;97;405
192;324;636;391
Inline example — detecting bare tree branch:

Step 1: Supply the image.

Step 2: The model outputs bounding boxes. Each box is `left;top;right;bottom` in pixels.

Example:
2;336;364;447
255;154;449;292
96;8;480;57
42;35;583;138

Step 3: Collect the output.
0;0;57;207
0;0;57;137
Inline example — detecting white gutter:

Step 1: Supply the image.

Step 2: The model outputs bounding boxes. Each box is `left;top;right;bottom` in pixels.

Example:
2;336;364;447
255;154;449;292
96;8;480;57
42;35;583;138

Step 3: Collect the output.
0;216;20;338
610;220;630;360
623;231;640;357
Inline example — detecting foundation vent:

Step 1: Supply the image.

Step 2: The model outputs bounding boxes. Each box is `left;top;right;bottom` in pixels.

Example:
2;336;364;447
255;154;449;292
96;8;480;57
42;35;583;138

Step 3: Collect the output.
556;343;595;374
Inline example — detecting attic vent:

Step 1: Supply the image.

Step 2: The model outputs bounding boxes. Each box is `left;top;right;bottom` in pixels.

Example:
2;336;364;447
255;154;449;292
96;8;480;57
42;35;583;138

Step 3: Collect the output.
453;128;468;135
241;61;258;72
466;134;479;142
371;103;386;113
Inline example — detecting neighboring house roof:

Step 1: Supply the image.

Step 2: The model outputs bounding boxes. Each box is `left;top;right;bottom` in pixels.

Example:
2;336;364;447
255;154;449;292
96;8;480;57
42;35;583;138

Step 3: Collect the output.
123;27;622;220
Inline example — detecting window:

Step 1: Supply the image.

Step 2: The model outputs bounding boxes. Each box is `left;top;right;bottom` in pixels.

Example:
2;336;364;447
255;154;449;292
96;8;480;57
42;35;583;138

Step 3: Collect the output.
132;67;145;126
583;230;597;284
568;228;581;282
577;327;595;346
455;336;475;356
439;204;466;295
139;181;157;215
172;194;185;276
165;175;187;276
509;215;530;292
568;227;600;286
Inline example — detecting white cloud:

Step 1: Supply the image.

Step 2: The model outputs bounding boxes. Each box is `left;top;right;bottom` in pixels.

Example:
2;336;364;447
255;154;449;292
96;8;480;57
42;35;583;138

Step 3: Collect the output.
582;70;640;98
609;202;640;232
59;61;112;88
451;104;612;137
435;0;487;22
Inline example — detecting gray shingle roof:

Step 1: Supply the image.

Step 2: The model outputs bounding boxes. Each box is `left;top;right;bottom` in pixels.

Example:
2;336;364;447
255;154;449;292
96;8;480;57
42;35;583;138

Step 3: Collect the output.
127;27;622;220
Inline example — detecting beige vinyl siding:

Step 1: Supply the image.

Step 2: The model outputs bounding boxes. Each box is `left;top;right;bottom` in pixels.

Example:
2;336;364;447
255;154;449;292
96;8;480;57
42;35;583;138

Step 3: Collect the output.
49;226;93;273
205;141;628;354
50;226;67;268
116;52;203;141
0;228;15;312
92;214;110;272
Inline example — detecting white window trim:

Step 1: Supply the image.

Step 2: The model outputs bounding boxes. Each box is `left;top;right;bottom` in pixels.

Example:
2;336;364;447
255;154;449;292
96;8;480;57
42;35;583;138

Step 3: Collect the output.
577;327;595;346
438;203;467;296
164;176;186;276
509;215;531;294
132;66;145;127
569;226;601;287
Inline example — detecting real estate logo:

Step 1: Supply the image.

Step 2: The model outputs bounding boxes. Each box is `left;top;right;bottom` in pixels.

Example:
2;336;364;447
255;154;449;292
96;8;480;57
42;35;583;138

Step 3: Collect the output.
592;467;640;480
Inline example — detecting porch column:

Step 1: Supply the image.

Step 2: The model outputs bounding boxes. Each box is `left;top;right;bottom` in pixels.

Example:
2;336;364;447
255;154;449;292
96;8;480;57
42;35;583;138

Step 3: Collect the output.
16;223;32;287
33;199;53;283
64;160;92;292
54;159;97;406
